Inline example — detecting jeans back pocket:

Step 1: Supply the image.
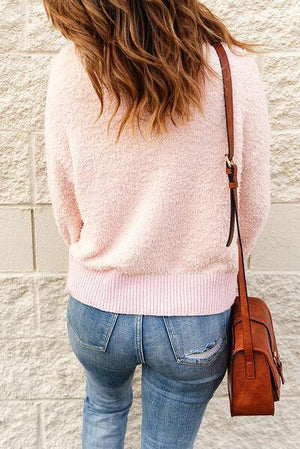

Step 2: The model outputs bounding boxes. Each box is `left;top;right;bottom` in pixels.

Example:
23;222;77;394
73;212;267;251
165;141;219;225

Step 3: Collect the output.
67;295;119;352
162;307;231;366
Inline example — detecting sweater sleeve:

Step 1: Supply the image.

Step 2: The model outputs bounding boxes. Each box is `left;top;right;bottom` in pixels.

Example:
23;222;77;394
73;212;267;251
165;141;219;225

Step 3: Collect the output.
44;50;83;247
238;54;271;260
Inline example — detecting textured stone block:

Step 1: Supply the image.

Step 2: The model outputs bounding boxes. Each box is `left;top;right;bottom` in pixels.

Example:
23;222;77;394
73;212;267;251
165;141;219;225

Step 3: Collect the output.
0;276;35;338
205;0;299;51
276;338;298;395
246;271;300;339
271;131;300;202
197;394;298;448
0;338;85;400
24;0;67;52
42;394;142;449
34;205;68;272
34;132;50;203
35;275;69;337
0;131;32;204
0;0;24;51
0;401;39;449
261;54;300;131
0;53;51;132
250;203;300;271
0;208;33;271
41;373;142;449
43;400;83;449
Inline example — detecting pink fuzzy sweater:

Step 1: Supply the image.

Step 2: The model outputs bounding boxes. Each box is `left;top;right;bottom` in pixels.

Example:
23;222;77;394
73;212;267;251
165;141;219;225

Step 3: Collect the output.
44;41;271;316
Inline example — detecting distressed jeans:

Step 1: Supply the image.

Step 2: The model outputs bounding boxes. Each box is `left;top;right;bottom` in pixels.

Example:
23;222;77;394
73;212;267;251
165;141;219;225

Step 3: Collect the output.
67;294;233;449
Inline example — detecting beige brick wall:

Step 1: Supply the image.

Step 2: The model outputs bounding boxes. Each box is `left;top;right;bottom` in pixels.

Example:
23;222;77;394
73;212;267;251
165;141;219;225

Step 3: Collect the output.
0;1;299;447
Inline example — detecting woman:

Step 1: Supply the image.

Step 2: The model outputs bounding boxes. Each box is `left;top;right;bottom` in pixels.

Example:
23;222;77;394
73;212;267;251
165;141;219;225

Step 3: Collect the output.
43;1;271;448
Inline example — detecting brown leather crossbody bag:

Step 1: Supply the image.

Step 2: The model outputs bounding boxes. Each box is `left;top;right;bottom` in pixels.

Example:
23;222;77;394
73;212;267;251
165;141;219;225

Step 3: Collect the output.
213;42;285;416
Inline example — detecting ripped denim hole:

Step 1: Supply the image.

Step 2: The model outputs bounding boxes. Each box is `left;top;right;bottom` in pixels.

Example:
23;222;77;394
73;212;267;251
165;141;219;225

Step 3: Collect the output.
185;338;219;359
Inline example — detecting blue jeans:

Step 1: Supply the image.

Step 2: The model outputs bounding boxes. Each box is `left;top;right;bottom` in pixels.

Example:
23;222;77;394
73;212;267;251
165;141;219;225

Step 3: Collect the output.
67;294;233;449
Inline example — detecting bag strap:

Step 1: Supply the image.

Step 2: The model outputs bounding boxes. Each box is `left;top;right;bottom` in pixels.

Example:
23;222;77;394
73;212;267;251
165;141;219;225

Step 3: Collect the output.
213;42;256;378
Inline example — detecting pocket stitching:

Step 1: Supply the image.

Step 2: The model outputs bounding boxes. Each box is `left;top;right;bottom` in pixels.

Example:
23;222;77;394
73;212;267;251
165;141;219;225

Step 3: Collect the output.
67;317;106;352
103;313;119;351
162;316;181;362
66;301;119;352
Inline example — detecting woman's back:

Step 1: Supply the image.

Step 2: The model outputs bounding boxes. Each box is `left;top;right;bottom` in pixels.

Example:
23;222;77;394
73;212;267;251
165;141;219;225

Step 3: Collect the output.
44;40;271;316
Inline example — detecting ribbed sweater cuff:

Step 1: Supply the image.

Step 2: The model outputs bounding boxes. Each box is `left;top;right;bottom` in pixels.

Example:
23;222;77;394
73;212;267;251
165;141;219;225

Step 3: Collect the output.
65;254;238;316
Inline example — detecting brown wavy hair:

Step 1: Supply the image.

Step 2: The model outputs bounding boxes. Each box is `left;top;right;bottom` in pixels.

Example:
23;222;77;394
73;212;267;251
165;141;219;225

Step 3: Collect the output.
43;1;266;142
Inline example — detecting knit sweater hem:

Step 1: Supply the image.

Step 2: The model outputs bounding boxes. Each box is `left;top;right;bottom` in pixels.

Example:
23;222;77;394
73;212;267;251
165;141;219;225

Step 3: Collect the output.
65;254;238;316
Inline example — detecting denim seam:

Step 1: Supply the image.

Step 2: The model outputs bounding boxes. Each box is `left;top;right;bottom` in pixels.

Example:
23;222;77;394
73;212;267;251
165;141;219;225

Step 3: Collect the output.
135;315;142;365
138;315;146;364
162;316;181;361
103;313;119;351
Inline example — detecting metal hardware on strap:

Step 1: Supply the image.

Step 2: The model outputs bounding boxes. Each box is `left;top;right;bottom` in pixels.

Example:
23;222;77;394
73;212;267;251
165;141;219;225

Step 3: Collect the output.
214;42;256;379
225;153;234;167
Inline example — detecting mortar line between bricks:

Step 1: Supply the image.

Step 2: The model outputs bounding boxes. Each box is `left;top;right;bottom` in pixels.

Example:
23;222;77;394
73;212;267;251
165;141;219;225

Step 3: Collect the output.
26;130;37;271
0;394;297;402
0;337;68;341
271;128;300;135
1;270;299;277
29;131;38;272
0;125;297;133
0;398;84;402
29;133;36;206
269;201;300;205
0;200;299;209
8;49;300;56
264;51;300;56
11;50;62;55
21;128;300;136
0;272;67;277
0;203;62;207
0;335;296;342
31;209;37;271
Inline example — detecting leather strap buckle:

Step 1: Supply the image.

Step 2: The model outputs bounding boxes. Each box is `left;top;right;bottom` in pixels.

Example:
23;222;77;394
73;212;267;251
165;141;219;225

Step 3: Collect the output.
225;153;234;167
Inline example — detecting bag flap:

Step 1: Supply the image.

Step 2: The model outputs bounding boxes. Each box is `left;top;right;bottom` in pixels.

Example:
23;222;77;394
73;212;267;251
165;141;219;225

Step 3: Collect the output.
232;296;278;354
232;346;281;396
